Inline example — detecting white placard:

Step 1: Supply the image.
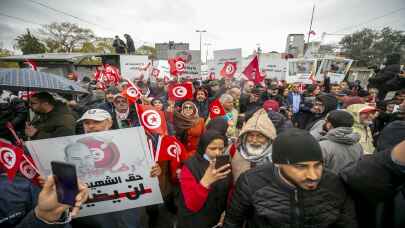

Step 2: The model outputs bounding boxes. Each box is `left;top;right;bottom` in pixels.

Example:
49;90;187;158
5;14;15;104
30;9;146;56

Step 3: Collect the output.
120;55;150;81
26;127;163;217
286;58;317;84
168;50;201;79
260;56;287;80
213;48;242;78
316;58;353;83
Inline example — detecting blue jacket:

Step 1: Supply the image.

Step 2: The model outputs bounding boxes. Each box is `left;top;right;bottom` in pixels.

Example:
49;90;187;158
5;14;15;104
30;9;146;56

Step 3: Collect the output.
0;174;68;228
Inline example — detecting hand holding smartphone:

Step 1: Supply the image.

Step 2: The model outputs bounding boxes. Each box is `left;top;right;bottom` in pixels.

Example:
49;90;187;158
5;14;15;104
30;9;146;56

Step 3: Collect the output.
51;161;79;206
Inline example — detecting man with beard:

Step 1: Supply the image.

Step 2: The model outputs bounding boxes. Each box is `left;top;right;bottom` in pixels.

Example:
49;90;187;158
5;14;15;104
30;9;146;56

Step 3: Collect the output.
319;110;363;173
296;93;338;140
25;92;75;140
193;87;209;120
97;86;121;114
231;108;276;182
346;104;377;154
224;128;357;228
110;94;140;129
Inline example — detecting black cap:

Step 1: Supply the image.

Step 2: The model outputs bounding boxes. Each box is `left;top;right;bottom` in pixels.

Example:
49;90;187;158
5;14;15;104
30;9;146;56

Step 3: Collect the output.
327;110;354;128
272;128;323;164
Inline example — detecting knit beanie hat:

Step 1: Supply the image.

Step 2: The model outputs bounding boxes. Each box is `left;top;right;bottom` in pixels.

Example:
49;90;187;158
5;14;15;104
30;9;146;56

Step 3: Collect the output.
327;110;354;128
272;128;323;164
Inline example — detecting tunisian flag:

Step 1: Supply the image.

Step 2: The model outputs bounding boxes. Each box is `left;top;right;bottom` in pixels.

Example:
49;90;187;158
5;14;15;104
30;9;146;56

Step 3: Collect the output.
122;80;142;104
136;104;168;135
0;141;23;182
220;61;237;78
168;82;193;101
155;135;187;162
209;99;226;119
19;154;41;185
242;55;264;84
94;64;121;87
168;57;186;76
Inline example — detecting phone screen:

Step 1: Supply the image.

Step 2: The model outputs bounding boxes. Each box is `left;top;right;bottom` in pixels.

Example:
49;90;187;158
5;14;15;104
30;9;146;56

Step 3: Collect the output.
215;155;230;170
51;161;79;206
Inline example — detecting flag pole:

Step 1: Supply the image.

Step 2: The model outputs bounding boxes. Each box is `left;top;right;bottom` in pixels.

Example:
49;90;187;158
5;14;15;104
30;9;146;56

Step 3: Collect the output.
307;4;315;44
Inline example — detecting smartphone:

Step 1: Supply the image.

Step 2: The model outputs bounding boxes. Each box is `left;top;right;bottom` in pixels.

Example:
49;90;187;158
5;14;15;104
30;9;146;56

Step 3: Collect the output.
215;155;230;170
51;161;79;206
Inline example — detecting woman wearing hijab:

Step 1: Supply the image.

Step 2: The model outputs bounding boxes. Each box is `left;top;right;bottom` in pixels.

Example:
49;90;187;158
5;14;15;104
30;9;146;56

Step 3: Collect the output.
178;130;232;228
173;100;205;159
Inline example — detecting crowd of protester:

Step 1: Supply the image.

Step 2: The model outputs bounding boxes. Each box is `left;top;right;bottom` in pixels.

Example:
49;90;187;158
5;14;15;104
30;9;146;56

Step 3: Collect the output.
0;53;404;228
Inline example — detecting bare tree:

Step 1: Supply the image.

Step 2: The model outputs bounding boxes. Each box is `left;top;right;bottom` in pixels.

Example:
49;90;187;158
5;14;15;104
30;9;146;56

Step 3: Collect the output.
39;22;95;52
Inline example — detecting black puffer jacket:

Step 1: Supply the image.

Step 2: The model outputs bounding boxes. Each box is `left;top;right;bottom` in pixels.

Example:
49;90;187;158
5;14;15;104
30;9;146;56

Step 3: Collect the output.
224;163;358;228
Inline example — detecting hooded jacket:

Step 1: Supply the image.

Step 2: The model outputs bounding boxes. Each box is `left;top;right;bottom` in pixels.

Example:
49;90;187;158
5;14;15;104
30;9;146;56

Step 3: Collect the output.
231;109;276;182
346;104;375;154
319;127;363;173
307;94;339;140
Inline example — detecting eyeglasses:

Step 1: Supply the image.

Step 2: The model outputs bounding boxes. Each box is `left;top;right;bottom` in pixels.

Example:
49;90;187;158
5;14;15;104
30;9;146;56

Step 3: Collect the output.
183;105;194;110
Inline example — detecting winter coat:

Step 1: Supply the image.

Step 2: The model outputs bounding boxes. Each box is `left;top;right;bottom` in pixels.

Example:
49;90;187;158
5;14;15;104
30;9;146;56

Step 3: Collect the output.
224;163;358;228
297;93;338;131
267;110;293;134
340;149;405;228
178;154;231;228
0;97;27;142
376;120;405;152
0;174;42;228
30;101;76;140
231;109;276;182
181;118;205;159
111;104;141;130
346;104;375;154
193;100;209;120
319;127;363;173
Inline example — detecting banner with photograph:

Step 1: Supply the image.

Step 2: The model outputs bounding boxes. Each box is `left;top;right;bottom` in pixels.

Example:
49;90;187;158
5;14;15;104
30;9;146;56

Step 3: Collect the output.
168;50;201;79
286;58;317;84
26;127;163;217
120;55;150;81
213;48;242;78
316;58;353;83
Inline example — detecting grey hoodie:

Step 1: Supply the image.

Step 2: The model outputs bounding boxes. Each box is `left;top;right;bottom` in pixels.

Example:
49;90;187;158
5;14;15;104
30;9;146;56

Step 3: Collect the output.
319;127;363;173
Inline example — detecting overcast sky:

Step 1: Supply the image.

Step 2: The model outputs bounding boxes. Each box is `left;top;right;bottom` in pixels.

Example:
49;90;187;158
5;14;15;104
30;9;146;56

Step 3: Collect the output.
0;0;404;57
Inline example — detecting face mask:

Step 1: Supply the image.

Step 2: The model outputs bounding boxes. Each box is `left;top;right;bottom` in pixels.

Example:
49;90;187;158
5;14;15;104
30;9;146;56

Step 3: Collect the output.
203;154;210;161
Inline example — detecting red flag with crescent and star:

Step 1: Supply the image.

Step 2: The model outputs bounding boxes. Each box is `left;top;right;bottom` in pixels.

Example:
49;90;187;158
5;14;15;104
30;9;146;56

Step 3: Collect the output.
220;61;237;78
208;99;226;120
167;82;193;101
168;56;186;76
155;135;187;163
122;79;142;104
0;140;23;182
136;104;168;135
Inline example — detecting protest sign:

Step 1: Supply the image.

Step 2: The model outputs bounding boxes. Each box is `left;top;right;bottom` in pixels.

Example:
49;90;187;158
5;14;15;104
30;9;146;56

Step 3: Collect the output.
213;48;242;78
120;55;150;81
26;127;163;217
168;50;201;79
286;58;317;84
259;55;287;80
152;60;171;81
316;58;353;83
